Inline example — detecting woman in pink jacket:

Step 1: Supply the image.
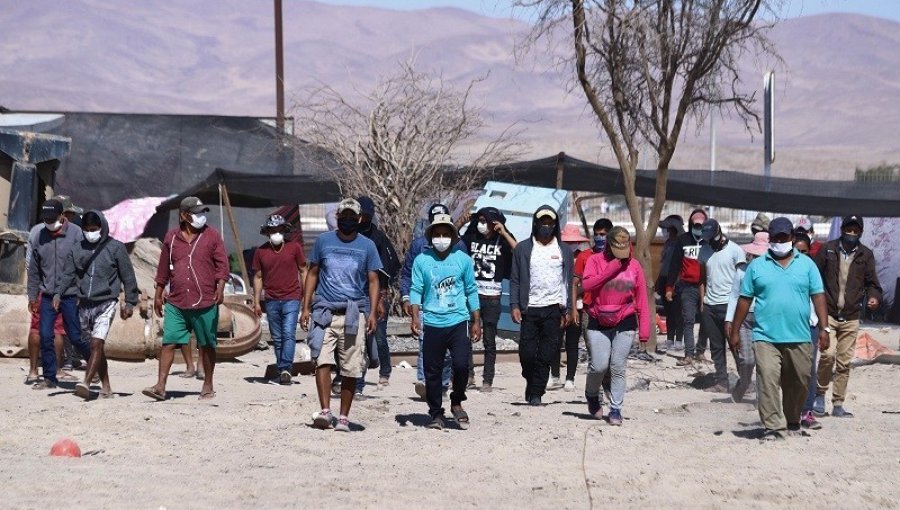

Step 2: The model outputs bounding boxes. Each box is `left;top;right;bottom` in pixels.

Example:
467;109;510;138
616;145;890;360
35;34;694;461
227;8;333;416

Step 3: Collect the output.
581;227;651;425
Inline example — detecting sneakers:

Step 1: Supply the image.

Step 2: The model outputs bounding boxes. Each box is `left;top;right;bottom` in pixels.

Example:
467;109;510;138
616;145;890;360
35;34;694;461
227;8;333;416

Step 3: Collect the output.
334;417;351;432
278;371;292;385
313;410;336;430
546;377;563;390
586;395;602;418
378;376;390;387
528;396;542;406
608;408;623;426
670;341;685;352
675;356;694;367
414;381;426;398
832;406;854;418
801;411;822;429
353;391;366;401
467;376;477;389
705;382;729;394
563;379;575;392
331;383;341;396
812;395;826;416
481;383;493;393
427;415;444;430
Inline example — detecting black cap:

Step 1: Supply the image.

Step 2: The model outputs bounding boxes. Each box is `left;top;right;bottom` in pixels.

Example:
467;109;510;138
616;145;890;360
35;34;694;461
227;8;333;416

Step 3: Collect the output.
841;215;864;230
179;196;210;214
428;203;450;223
768;217;794;237
700;219;721;241
40;199;64;222
357;196;376;218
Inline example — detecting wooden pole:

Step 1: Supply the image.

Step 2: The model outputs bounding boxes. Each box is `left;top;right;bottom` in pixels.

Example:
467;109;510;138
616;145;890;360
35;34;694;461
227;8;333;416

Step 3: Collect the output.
221;183;250;294
555;151;565;190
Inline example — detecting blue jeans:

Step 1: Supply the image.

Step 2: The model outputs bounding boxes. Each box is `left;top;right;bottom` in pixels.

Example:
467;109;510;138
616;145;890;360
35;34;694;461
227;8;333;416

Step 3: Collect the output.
40;295;90;384
355;307;392;393
265;299;300;373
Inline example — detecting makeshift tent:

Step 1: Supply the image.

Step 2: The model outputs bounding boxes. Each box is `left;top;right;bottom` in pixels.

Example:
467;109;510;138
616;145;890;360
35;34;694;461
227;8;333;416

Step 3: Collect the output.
480;154;900;217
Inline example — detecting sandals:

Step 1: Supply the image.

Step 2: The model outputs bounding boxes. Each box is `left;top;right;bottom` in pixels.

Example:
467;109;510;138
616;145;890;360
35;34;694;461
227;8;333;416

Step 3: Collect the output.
58;372;79;383
198;390;216;401
24;375;41;385
32;380;57;390
178;370;197;379
74;382;91;400
451;408;470;430
427;415;444;430
142;387;166;401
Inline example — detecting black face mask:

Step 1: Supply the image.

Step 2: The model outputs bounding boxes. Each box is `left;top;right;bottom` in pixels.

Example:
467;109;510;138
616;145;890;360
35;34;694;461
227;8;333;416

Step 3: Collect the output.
710;234;726;250
841;233;859;247
537;225;555;239
358;219;373;234
337;218;359;235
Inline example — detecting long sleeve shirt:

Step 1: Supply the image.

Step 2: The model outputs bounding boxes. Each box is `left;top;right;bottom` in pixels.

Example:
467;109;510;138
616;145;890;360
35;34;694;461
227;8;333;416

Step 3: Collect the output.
409;248;479;328
155;227;230;310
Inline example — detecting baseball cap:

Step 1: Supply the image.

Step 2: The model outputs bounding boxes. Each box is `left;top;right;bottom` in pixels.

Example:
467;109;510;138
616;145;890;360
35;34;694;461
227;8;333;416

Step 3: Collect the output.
179;196;210;214
700;219;721;241
768;217;793;237
337;198;361;215
424;213;459;242
40;199;64;222
794;217;813;233
535;208;557;220
841;215;864;230
428;203;450;222
607;226;631;259
52;195;84;215
751;212;770;233
357;196;376;218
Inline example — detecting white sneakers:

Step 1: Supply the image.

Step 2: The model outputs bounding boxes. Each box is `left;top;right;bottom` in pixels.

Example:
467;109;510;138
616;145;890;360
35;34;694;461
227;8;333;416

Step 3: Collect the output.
563;380;575;391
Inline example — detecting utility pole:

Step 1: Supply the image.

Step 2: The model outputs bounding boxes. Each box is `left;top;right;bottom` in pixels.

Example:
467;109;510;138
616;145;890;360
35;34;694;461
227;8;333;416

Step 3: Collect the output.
274;0;285;132
763;71;775;189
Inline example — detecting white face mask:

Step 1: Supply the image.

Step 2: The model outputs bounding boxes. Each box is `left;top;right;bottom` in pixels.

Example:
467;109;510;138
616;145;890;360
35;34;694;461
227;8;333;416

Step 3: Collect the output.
84;230;102;243
45;221;62;232
269;233;284;245
769;241;793;257
477;222;489;235
432;237;451;253
190;214;207;229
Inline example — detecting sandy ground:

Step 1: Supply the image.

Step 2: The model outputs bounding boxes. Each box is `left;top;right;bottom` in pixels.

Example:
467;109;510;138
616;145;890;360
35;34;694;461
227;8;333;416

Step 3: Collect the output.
1;328;899;510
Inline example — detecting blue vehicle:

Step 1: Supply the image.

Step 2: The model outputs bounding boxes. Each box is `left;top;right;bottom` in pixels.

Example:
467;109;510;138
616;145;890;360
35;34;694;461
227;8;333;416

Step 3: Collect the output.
460;182;570;334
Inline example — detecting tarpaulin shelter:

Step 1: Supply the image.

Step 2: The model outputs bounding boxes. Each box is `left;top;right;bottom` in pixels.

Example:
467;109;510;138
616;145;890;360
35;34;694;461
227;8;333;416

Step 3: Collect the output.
482;153;900;217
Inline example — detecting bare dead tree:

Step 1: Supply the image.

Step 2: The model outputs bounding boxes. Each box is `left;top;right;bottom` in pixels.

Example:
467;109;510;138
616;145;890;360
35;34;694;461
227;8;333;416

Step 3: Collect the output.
515;0;781;349
290;60;521;264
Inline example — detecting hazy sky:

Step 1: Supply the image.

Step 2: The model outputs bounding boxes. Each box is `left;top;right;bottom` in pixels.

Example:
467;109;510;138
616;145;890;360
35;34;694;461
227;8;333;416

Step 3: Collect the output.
317;0;900;21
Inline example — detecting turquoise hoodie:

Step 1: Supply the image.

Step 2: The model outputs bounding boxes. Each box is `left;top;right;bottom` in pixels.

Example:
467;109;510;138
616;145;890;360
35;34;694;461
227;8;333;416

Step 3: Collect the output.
409;248;480;328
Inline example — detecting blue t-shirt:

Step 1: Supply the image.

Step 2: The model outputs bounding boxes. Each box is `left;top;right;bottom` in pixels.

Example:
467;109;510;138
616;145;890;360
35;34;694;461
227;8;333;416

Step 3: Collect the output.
409;248;480;328
310;231;383;303
740;249;824;343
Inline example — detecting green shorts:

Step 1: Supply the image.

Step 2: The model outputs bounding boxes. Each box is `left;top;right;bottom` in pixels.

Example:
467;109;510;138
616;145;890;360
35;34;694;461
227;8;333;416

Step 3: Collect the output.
162;303;219;348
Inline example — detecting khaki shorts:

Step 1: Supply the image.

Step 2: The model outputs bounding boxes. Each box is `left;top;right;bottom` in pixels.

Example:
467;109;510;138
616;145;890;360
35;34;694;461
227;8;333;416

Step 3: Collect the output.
316;313;367;378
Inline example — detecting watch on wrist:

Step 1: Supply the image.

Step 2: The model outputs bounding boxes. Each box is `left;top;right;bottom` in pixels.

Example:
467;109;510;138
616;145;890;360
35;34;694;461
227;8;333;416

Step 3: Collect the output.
823;327;833;334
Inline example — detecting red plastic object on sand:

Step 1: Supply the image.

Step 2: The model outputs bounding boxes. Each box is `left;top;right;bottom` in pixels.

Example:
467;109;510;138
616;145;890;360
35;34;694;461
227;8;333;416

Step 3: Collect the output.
49;438;81;458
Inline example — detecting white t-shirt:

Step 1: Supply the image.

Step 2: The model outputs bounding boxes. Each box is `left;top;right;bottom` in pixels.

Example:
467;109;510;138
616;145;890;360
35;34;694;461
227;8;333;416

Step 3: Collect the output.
528;239;565;308
703;240;745;306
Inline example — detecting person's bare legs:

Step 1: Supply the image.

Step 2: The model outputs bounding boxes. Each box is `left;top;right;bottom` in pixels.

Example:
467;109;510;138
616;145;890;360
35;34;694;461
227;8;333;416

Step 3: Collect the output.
340;376;356;417
315;365;333;411
148;344;177;394
198;346;215;397
180;344;196;376
83;338;111;394
54;334;66;374
27;331;40;379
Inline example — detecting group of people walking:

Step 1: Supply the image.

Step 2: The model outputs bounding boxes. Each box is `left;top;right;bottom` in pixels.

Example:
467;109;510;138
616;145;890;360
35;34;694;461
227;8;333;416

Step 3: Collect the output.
24;192;882;438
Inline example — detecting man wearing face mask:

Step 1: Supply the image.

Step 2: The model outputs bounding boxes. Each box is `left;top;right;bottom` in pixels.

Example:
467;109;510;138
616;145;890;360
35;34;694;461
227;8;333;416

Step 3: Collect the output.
655;215;684;353
54;210;140;399
666;208;708;366
27;199;89;390
410;214;481;429
143;197;229;402
730;217;830;440
400;203;464;398
698;219;746;392
510;205;574;406
812;215;881;418
461;206;516;392
302;198;381;432
352;196;400;394
252;215;307;385
794;217;823;257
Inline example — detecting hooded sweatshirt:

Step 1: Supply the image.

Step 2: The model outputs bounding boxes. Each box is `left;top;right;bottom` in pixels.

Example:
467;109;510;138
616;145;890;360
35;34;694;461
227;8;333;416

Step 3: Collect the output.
582;247;651;341
27;219;83;301
461;207;515;297
665;209;707;291
55;210;140;306
510;205;574;313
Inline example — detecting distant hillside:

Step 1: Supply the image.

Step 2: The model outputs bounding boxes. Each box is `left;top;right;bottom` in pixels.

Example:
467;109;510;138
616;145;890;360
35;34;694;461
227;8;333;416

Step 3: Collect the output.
2;1;900;177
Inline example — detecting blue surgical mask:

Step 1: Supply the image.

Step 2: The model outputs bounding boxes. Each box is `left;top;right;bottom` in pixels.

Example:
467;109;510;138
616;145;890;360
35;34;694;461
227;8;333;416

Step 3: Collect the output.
593;235;606;251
